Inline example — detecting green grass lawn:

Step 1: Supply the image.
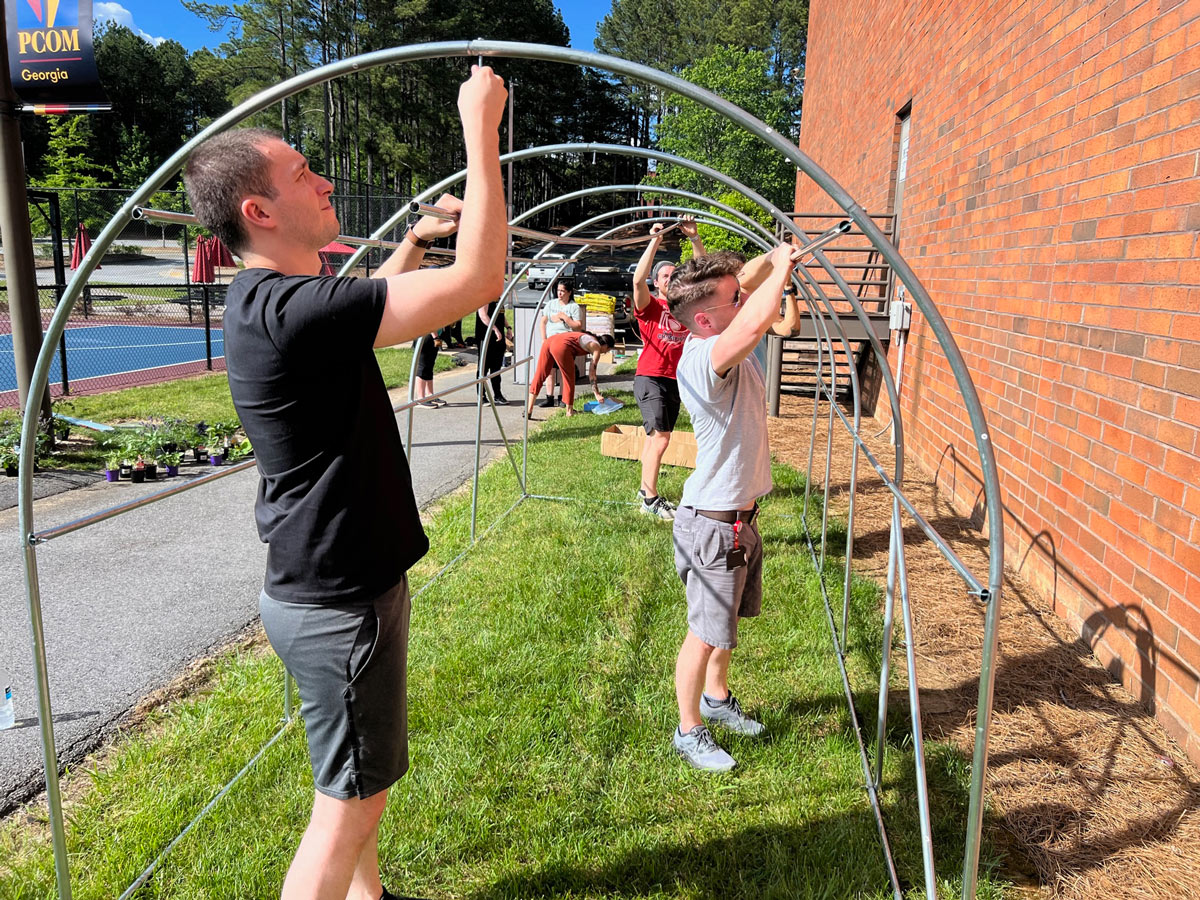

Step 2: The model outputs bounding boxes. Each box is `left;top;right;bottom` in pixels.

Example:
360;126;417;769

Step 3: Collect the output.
9;347;460;471
0;397;1007;899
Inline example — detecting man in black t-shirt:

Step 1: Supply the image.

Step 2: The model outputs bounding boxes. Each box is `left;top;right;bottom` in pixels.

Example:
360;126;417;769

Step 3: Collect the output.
184;66;508;900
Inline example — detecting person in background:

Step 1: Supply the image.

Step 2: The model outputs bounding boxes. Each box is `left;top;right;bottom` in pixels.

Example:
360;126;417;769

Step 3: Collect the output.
539;278;582;407
413;331;445;408
630;217;703;520
476;298;509;404
525;330;614;419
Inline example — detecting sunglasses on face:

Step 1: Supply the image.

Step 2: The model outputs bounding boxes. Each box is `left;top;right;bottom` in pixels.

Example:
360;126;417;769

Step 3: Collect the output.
700;283;743;314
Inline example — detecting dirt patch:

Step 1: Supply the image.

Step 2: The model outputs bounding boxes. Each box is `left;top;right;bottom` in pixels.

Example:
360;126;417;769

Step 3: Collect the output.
768;393;1200;898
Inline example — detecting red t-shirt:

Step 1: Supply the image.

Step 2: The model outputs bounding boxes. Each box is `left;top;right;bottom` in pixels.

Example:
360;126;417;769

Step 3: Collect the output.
635;294;688;378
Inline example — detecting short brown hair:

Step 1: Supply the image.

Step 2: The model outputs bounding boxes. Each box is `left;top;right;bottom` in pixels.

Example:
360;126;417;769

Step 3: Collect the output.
183;128;280;255
666;251;745;330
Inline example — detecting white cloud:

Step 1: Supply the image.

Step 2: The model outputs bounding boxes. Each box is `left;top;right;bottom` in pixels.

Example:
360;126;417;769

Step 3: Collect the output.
93;2;167;46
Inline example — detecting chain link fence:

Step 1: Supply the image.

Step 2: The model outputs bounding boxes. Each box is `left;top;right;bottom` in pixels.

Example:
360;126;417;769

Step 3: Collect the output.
0;186;412;406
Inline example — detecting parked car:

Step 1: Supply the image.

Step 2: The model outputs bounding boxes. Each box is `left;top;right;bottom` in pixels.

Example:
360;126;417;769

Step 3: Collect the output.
526;254;574;290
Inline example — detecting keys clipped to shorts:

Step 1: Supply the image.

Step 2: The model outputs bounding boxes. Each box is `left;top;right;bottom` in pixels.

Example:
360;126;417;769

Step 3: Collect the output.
727;520;747;570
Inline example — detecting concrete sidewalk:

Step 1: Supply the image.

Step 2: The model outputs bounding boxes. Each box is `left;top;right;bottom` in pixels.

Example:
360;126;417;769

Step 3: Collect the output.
0;356;633;814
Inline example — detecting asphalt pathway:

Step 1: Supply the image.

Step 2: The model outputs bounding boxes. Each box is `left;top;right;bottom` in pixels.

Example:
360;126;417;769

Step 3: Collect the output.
0;356;634;813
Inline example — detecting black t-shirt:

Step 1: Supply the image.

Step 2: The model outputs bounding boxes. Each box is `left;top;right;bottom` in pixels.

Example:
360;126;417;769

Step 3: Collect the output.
224;268;428;604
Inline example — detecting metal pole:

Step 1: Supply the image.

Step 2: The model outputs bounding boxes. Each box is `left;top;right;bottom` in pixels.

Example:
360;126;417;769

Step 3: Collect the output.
0;7;68;896
203;287;212;369
0;22;51;420
42;192;69;396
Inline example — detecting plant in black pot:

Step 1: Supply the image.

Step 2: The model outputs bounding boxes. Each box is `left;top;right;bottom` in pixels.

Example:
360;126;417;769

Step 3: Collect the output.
164;418;193;463
0;446;17;477
193;421;210;463
136;427;160;480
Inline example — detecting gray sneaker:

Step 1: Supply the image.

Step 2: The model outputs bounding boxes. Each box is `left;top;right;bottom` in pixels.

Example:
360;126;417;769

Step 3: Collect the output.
637;489;675;520
700;693;765;736
673;724;736;771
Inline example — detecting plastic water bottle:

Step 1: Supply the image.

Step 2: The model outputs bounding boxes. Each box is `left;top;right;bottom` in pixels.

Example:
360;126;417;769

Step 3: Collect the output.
0;679;13;730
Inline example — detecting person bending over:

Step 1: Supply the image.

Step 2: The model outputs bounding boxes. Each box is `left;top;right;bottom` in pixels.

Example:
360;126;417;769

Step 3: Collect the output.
539;277;582;407
664;243;802;772
525;330;614;419
184;65;508;900
630;217;703;520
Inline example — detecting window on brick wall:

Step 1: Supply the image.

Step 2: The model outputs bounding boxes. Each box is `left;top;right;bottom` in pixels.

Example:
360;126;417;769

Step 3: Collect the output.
893;110;911;251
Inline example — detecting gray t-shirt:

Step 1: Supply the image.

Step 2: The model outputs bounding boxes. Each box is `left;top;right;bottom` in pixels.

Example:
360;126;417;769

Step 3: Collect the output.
543;298;581;336
677;335;772;511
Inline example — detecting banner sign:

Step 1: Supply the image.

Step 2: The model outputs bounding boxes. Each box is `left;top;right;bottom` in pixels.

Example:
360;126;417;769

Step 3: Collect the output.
5;0;110;113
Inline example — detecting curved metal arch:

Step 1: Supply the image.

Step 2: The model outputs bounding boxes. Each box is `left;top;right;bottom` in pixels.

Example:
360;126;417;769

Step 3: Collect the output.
356;142;884;495
17;41;1002;900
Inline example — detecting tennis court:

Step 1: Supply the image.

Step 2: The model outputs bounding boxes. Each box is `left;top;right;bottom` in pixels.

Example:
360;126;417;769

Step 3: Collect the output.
0;323;225;392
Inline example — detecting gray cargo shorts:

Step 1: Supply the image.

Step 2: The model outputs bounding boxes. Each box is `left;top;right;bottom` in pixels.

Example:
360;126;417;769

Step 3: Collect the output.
259;577;411;800
673;505;763;650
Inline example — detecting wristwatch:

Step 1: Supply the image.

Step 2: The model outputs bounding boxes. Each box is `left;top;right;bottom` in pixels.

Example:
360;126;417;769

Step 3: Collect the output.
406;229;433;249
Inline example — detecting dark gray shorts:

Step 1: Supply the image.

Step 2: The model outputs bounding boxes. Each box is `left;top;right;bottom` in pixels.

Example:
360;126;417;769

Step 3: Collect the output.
673;506;763;650
259;578;411;799
634;374;681;435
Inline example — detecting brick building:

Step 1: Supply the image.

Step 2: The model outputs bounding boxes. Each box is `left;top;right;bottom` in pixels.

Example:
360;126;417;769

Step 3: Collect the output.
794;0;1200;761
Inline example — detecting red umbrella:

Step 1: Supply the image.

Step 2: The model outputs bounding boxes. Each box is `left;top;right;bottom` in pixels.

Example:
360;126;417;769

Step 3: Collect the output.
70;222;99;270
318;251;337;276
210;235;235;268
192;235;214;284
320;240;357;254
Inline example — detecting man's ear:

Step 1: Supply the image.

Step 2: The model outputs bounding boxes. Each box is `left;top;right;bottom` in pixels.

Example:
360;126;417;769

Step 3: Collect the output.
239;197;274;231
692;311;711;332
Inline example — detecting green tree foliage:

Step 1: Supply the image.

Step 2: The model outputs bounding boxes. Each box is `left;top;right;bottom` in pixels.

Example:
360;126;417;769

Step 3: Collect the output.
90;25;231;183
179;0;641;231
29;116;112;234
678;190;775;262
652;47;796;209
596;0;807;151
35;117;109;190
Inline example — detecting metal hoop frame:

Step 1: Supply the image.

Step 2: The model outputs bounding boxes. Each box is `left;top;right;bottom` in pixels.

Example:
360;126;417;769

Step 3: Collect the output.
16;42;1003;900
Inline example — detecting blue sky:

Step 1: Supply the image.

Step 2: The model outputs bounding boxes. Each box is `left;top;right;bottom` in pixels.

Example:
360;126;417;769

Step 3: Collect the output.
94;1;603;52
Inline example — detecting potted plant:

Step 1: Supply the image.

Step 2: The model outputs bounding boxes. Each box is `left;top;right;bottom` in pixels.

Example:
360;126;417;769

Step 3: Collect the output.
130;457;146;483
50;398;73;441
103;451;121;482
142;431;159;480
209;420;239;454
160;450;182;477
193;421;209;462
1;447;17;477
226;438;253;463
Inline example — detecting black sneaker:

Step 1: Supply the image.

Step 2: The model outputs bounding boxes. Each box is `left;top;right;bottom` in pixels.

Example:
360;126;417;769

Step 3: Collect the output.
538;396;556;408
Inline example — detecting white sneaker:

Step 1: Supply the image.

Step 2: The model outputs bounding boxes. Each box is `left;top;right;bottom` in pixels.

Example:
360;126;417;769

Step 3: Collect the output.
673;724;736;771
637;489;675;520
701;693;765;736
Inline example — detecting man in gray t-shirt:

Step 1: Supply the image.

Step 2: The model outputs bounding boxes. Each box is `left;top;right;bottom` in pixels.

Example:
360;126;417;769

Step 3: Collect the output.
664;243;802;772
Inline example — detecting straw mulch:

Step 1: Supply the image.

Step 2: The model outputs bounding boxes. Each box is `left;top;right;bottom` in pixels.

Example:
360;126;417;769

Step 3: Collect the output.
767;393;1200;899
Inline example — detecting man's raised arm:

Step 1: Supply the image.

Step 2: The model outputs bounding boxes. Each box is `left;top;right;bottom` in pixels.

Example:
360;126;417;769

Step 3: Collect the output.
374;66;508;348
632;223;665;312
711;244;802;377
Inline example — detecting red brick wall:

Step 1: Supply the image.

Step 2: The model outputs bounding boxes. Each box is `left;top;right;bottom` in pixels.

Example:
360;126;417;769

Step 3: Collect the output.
795;0;1200;762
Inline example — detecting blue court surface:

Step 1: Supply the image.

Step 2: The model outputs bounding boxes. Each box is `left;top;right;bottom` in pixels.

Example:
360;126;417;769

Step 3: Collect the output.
0;324;225;391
